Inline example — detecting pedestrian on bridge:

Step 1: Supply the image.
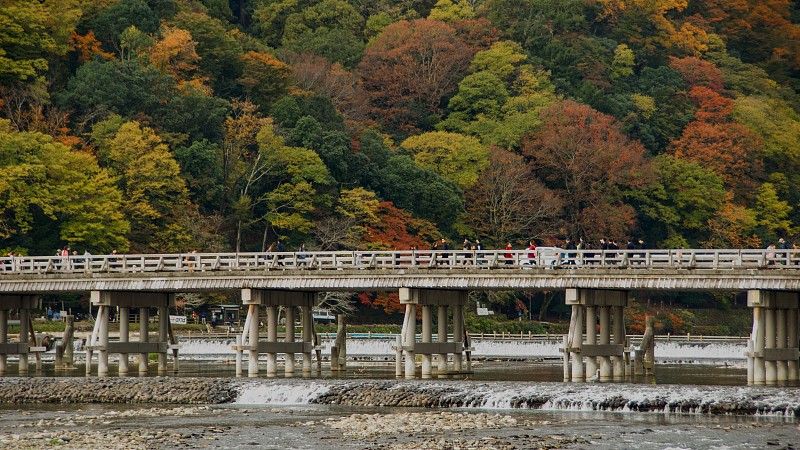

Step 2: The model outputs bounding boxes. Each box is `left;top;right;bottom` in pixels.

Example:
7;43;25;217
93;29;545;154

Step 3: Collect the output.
564;238;576;265
297;243;307;266
525;240;537;265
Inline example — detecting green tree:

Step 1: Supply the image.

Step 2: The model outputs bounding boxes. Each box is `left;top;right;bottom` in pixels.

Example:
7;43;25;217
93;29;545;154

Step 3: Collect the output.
429;0;475;22
59;58;173;120
88;0;160;50
0;120;129;253
732;96;800;170
174;139;224;211
373;154;464;229
0;0;63;82
470;40;527;81
171;10;244;95
629;154;726;246
288;116;351;183
440;67;559;150
259;125;333;239
118;25;152;61
611;43;635;79
60;58;229;144
105;121;192;251
280;0;364;67
482;0;587;50
753;182;793;241
444;71;509;121
400;131;489;189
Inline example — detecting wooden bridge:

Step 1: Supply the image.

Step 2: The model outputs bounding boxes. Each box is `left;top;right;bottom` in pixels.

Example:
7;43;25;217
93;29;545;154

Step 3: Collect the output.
0;248;798;385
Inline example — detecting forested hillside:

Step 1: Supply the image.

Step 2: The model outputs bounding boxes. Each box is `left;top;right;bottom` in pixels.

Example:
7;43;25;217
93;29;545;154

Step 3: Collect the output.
2;0;799;260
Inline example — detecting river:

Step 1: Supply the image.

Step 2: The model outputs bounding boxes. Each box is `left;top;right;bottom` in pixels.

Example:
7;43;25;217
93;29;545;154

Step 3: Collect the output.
0;336;797;449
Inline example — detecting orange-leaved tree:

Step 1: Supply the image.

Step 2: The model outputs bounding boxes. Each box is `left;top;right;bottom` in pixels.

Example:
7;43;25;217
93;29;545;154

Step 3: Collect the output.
359;18;486;134
523;100;652;240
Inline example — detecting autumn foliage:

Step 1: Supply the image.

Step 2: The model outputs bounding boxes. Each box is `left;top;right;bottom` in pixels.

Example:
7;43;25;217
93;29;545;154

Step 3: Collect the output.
0;0;799;321
359;19;489;133
524;100;651;239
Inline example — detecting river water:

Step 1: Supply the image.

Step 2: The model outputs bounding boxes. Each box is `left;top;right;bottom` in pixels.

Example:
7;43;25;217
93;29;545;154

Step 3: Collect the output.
1;337;798;449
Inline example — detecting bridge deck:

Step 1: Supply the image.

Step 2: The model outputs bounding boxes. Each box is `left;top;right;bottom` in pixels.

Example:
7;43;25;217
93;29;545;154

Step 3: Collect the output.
0;249;799;293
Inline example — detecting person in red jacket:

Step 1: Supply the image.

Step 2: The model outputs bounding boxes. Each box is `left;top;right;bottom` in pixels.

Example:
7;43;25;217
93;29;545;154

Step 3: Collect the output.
526;240;537;265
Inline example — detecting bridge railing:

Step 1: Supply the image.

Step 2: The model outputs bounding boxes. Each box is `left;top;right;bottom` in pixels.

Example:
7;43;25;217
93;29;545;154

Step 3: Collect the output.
0;248;798;275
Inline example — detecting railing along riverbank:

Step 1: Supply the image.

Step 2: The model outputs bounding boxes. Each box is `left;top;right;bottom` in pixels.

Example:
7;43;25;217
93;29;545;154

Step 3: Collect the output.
1;248;799;274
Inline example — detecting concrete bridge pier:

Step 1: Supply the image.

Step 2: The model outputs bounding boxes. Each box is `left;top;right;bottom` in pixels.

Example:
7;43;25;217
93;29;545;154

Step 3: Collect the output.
0;295;40;374
0;309;6;374
585;304;598;379
399;288;468;378
612;305;625;380
301;305;313;374
139;308;149;375
237;289;315;378
118;307;129;375
747;290;800;384
401;303;416;379
285;307;296;375
157;305;169;374
789;308;799;381
421;305;432;378
567;303;584;382
563;289;628;382
599;306;612;380
437;305;448;375
86;291;176;377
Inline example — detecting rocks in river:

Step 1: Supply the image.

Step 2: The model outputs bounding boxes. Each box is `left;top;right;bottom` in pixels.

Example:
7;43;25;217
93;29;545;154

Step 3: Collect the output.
316;412;590;449
312;381;498;408
0;378;237;404
0;406;227;450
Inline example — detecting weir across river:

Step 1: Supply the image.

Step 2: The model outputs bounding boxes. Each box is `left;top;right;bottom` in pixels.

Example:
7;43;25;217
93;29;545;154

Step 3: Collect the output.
0;248;798;384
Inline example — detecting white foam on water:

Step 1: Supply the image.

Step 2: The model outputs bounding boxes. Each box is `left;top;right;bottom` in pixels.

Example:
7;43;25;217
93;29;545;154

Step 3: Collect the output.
235;381;331;405
177;337;748;361
178;338;237;355
226;379;800;417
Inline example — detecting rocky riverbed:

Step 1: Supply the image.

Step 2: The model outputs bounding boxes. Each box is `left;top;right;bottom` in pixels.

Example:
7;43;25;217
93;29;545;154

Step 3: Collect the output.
2;377;800;417
0;377;236;404
0;378;798;449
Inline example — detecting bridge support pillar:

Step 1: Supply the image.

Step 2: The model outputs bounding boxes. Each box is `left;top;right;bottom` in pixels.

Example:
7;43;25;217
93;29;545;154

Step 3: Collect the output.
399;289;468;378
612;305;625;380
599;306;612;381
86;291;177;377
789;307;799;381
237;289;316;378
563;289;628;382
421;305;432;378
0;295;41;375
747;291;799;384
0;309;6;374
585;304;597;379
437;305;448;375
285;307;296;375
139;308;149;375
119;307;129;376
